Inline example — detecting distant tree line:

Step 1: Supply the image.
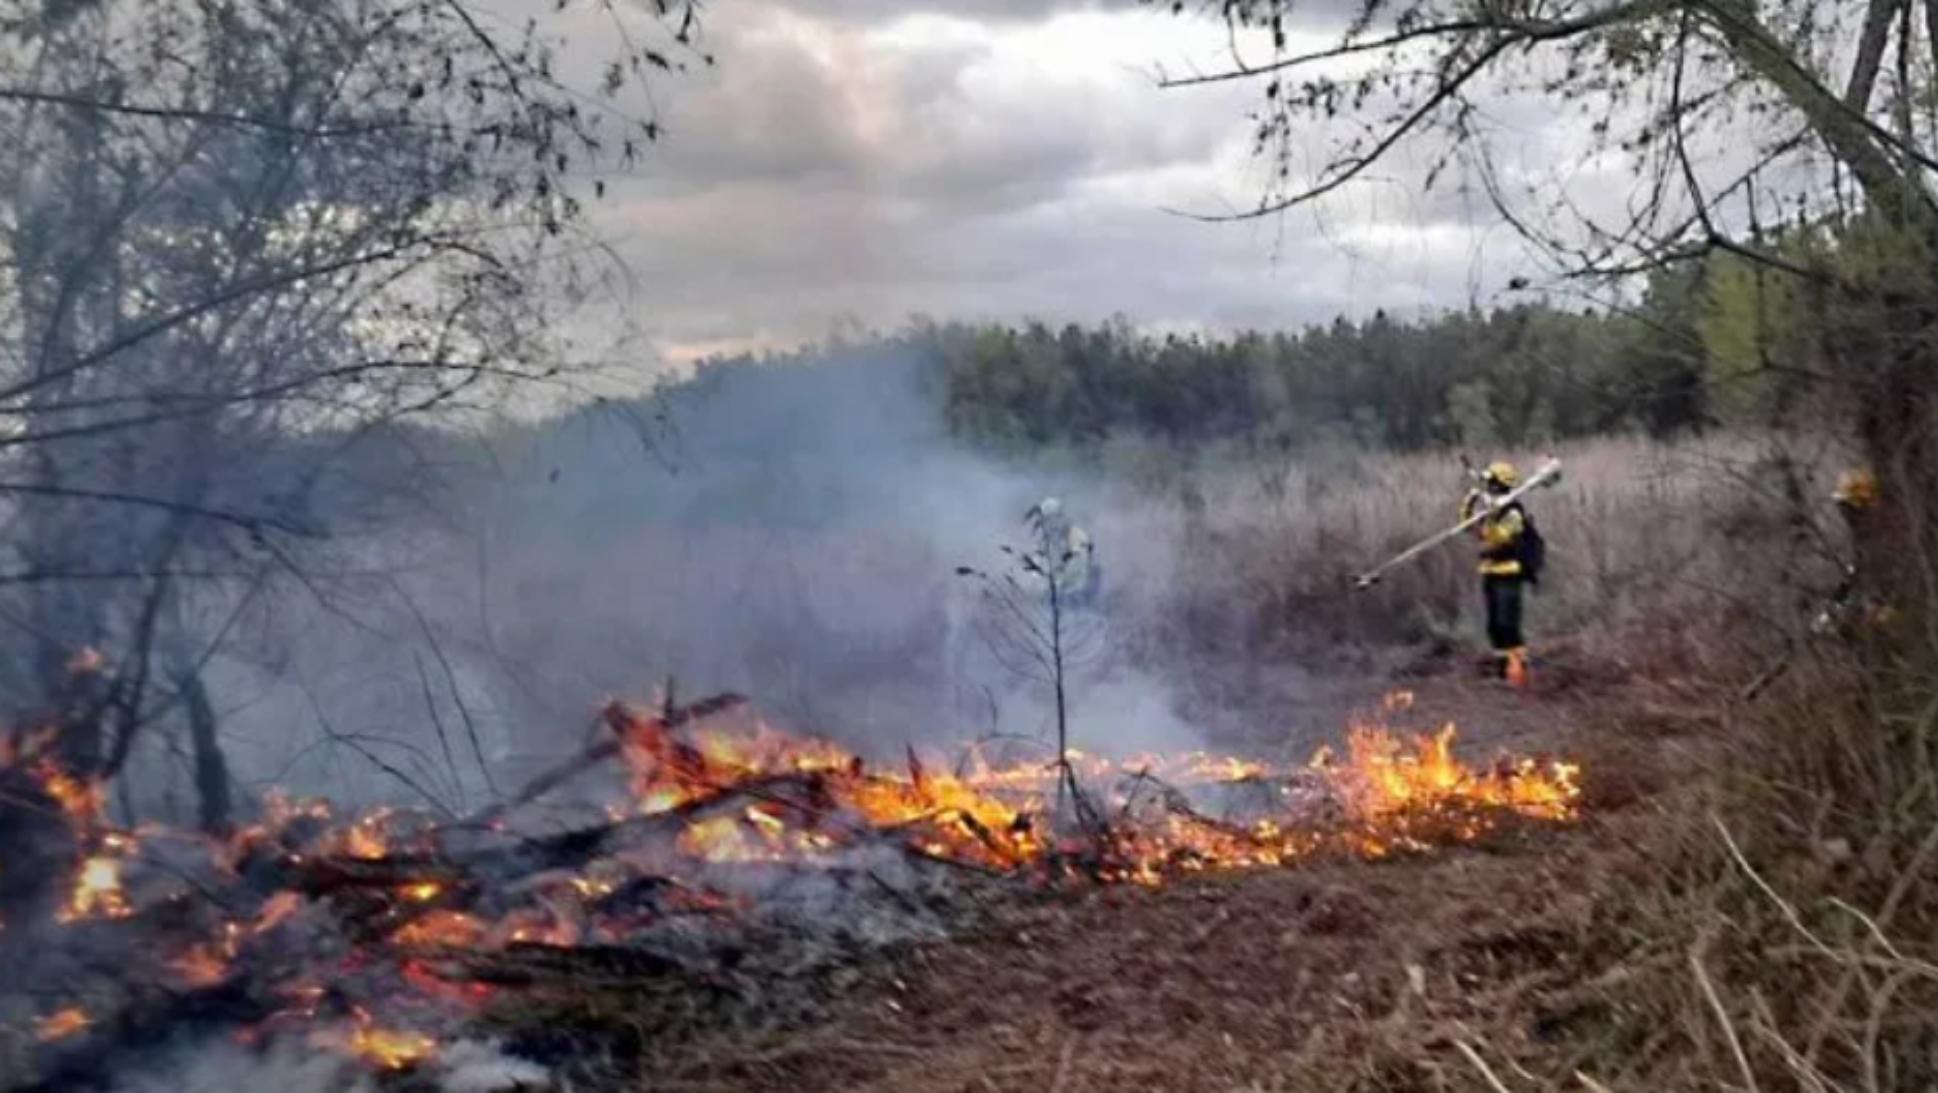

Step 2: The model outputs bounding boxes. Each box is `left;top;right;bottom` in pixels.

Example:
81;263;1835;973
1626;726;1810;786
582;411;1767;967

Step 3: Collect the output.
683;266;1815;456
920;303;1707;453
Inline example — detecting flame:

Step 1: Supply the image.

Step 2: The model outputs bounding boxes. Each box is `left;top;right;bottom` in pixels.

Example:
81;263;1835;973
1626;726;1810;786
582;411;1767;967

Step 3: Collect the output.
392;909;487;948
677;808;839;862
263;791;334;830
33;759;104;828
609;694;1580;879
171;936;236;987
615;708;854;815
321;1008;437;1071
35;1007;90;1042
339;813;392;860
1328;723;1579;823
59;852;133;923
400;881;442;903
170;902;296;985
253;891;304;934
497;909;582;947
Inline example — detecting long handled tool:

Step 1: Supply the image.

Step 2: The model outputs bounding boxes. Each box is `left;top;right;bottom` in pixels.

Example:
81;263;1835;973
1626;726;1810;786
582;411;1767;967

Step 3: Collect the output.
1354;457;1563;590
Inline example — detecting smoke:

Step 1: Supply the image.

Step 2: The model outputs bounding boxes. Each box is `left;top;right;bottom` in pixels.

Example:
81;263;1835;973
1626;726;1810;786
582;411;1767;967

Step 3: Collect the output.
106;1041;376;1093
159;342;1208;811
102;1038;553;1093
459;345;1205;763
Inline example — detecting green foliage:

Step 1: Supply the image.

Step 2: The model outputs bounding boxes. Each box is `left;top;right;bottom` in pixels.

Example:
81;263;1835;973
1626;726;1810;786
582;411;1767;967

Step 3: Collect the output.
1693;228;1840;429
916;304;1706;454
685;299;1728;458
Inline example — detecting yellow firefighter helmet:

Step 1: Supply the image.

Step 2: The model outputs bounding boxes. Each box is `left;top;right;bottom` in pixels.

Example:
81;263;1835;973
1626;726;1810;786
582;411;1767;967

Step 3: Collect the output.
1485;461;1519;489
1833;468;1879;510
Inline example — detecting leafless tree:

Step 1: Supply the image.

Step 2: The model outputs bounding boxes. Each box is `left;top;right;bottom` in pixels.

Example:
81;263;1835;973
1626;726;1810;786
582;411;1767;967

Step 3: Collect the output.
957;540;1107;833
0;0;704;821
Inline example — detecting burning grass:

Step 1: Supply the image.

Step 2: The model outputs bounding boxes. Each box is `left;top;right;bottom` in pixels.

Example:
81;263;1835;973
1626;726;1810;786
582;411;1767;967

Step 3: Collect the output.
0;691;1579;1088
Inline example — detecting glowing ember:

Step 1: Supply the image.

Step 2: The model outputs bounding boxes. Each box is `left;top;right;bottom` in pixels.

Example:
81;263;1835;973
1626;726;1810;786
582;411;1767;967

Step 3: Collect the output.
59;853;133;923
497;909;583;947
321;1009;437;1071
340;815;392;860
171;938;235;987
252;891;304;934
34;759;104;827
392;909;487;948
34;1007;90;1042
400;881;442;903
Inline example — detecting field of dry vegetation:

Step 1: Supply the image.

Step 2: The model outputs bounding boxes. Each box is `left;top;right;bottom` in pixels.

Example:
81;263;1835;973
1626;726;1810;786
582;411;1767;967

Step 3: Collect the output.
10;426;1928;1093
620;429;1938;1093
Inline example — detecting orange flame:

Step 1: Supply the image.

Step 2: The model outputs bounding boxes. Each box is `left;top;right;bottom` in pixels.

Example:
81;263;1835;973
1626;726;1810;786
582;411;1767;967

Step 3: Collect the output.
604;692;1580;881
316;1008;437;1071
339;814;392;860
33;759;104;828
392;909;487;948
252;891;304;935
171;936;236;988
400;881;442;903
34;1007;90;1042
59;851;133;923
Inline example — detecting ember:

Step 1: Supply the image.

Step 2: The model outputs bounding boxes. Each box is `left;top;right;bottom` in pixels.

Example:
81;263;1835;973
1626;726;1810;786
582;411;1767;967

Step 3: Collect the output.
59;851;133;923
330;1008;437;1071
34;1007;90;1042
169;927;240;987
34;760;104;826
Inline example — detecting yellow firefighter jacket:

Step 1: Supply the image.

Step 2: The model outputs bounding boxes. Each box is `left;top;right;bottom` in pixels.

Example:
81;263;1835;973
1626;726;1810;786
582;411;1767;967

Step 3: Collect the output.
1463;491;1525;577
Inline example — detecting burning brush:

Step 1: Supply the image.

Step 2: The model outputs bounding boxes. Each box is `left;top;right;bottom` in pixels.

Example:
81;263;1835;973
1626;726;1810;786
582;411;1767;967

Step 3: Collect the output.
0;690;1579;1087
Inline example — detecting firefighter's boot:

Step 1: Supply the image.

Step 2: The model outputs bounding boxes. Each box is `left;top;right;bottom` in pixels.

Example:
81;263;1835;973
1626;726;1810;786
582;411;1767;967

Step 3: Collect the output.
1504;646;1531;689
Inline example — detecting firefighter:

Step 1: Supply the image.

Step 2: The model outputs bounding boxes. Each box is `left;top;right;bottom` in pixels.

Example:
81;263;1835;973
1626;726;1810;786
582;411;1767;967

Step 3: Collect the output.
1744;467;1890;700
1464;461;1531;685
1832;467;1879;536
1818;467;1889;634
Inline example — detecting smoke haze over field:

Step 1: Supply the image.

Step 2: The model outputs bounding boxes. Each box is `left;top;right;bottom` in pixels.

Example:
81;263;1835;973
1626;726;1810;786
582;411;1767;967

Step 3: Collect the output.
175;347;1205;814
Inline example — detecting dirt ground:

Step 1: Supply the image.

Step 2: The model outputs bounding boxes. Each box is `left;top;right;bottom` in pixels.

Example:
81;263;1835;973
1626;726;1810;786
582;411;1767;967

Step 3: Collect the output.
627;653;1699;1093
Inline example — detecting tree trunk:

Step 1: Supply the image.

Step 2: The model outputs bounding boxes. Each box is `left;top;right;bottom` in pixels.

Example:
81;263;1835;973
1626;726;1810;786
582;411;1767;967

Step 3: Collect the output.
1845;0;1904;110
178;668;232;834
1711;3;1928;223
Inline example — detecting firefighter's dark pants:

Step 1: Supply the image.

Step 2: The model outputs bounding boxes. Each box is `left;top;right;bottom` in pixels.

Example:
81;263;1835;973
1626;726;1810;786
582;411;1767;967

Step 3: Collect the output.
1482;574;1525;652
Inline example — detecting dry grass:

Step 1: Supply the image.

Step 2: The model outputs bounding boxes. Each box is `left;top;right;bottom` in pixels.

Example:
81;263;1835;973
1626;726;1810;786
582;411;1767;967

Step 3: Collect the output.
1588;641;1938;1093
1099;433;1848;680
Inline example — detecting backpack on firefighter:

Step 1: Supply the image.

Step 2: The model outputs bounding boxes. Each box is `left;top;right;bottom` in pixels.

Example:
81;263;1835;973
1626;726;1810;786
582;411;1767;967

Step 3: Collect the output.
1509;502;1546;586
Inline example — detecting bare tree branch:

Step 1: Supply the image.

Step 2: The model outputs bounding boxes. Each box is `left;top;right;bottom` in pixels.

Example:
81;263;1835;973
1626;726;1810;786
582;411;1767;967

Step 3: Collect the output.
0;481;318;537
0;86;411;138
1845;0;1904;112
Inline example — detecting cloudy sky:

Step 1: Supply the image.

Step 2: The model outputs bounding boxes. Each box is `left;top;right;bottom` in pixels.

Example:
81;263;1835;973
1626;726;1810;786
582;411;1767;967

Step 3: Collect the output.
526;0;1572;370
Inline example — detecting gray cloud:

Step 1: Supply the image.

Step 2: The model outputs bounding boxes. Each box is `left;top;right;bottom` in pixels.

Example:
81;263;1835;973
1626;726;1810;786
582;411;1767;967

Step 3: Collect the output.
769;0;1110;23
526;0;1557;368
